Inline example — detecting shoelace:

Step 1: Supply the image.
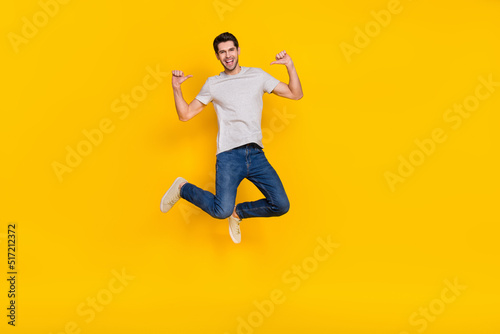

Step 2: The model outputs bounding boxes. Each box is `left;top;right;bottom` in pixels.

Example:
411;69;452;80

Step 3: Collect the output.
166;194;180;206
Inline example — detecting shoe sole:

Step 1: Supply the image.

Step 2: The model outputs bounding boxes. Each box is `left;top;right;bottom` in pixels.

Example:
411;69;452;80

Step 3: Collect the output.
160;177;184;213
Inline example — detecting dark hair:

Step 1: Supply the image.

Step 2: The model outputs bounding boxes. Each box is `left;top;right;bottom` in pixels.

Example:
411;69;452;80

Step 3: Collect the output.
213;32;239;53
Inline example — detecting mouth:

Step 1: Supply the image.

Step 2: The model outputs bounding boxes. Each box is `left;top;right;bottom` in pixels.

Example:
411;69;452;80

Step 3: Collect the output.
224;58;235;67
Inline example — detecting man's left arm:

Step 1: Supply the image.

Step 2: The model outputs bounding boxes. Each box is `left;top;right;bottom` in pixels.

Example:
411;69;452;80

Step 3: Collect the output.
270;50;303;100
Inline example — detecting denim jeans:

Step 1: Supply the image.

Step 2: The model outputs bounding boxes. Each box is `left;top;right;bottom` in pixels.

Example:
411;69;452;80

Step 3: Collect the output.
180;143;290;220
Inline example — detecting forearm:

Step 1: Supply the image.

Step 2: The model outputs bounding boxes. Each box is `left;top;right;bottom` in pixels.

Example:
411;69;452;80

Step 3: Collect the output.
285;62;303;99
172;85;189;119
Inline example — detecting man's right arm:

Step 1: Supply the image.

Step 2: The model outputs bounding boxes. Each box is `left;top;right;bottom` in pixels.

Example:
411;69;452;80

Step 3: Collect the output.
172;70;206;122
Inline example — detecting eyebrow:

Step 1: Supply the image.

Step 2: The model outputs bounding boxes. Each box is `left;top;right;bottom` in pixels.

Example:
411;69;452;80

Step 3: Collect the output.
219;47;236;53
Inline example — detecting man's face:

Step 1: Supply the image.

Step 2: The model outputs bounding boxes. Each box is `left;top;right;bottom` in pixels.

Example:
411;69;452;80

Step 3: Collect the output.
216;41;240;72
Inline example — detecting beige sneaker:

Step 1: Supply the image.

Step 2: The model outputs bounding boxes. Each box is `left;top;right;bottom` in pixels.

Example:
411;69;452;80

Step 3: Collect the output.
228;214;242;244
160;177;187;213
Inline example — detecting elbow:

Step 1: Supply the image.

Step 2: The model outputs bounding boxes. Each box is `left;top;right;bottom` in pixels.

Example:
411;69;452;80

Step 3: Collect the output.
178;111;192;122
294;92;303;100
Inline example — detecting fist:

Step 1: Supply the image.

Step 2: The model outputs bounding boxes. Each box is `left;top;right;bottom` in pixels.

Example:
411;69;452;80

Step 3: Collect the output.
172;70;193;87
270;50;293;66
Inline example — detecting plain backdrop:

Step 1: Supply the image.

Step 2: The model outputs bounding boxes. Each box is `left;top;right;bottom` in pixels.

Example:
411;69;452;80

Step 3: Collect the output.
1;0;500;333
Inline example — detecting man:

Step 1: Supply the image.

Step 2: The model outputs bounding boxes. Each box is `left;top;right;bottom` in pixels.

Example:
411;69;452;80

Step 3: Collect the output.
160;32;303;243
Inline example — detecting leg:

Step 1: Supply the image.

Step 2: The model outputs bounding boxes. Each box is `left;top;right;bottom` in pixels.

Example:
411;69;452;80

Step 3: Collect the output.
235;147;290;219
180;149;246;219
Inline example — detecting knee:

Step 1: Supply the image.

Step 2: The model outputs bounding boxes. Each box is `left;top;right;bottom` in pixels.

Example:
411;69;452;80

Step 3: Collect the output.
273;198;290;216
212;206;233;220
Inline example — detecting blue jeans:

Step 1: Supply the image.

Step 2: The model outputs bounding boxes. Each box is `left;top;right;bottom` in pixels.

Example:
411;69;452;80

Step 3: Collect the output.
180;143;290;220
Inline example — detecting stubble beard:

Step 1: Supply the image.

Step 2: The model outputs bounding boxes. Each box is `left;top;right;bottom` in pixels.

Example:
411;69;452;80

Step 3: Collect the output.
222;57;239;72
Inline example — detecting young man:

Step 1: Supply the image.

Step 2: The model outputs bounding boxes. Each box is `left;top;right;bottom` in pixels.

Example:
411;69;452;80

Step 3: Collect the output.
160;32;303;243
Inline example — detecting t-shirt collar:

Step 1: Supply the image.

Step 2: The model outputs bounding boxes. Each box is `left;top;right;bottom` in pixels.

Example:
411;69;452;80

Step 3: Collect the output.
220;66;247;77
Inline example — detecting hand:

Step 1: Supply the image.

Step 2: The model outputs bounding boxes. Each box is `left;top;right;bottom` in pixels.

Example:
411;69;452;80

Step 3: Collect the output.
172;70;193;87
270;50;293;67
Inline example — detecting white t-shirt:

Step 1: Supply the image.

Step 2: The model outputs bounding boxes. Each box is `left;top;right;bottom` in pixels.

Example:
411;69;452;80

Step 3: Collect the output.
195;66;280;155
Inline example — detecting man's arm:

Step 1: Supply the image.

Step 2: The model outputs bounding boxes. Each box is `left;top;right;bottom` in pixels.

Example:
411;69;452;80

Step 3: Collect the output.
270;51;303;100
171;70;206;122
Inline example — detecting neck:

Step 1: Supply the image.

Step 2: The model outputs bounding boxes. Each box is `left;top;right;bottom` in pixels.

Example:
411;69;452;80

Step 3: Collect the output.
225;65;242;75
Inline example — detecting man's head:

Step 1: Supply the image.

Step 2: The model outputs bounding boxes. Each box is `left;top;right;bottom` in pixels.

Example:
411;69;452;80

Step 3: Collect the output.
213;32;240;72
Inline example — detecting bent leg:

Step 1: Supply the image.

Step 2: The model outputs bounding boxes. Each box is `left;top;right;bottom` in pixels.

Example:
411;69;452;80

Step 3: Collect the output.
236;149;290;219
180;149;245;219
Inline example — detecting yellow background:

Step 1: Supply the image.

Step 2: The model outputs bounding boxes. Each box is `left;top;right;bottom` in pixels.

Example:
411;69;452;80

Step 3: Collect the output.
1;0;499;333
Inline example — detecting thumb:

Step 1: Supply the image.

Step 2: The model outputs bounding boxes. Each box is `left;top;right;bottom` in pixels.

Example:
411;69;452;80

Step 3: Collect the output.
185;74;193;79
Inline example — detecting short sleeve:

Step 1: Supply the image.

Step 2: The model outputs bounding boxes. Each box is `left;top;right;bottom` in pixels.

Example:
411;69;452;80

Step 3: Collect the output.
261;70;280;94
195;79;213;105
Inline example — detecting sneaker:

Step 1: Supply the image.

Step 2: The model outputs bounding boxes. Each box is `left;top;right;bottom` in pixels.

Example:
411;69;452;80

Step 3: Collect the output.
160;177;187;213
228;214;242;244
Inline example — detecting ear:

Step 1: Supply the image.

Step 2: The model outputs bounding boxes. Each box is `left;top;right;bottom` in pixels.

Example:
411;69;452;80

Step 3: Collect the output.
237;47;241;55
215;52;220;60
